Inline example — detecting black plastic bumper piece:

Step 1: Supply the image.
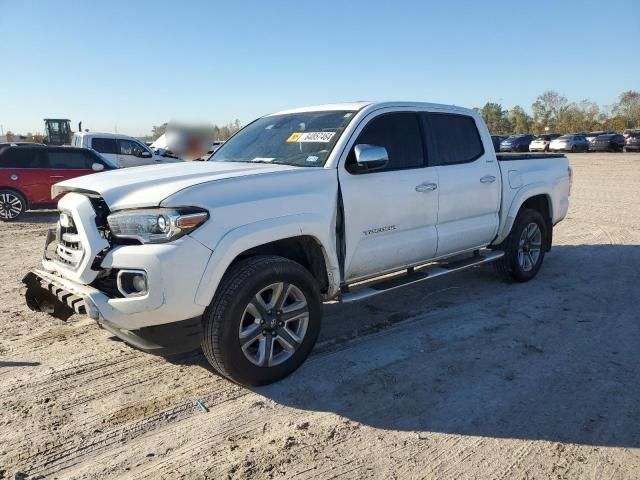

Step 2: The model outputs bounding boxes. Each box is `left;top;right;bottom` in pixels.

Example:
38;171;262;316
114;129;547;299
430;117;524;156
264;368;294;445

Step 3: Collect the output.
23;271;78;321
99;317;203;357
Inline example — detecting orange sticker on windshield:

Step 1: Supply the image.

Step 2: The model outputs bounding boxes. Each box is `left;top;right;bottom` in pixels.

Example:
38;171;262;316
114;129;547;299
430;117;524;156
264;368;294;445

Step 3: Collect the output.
287;132;303;143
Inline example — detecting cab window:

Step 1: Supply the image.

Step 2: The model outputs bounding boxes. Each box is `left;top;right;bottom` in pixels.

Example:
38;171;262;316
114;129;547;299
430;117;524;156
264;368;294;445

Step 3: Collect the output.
346;112;424;174
91;138;118;154
118;139;147;156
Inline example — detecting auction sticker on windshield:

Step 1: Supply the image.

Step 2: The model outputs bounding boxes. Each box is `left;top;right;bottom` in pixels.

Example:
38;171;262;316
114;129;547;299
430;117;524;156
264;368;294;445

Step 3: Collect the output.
287;132;335;143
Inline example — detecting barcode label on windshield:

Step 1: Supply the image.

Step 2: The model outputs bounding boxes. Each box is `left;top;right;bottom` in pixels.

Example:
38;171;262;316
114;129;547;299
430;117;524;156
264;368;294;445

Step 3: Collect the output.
287;132;335;143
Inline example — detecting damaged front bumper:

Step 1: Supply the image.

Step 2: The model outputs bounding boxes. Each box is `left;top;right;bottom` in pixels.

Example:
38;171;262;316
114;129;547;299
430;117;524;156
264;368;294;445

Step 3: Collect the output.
23;268;203;355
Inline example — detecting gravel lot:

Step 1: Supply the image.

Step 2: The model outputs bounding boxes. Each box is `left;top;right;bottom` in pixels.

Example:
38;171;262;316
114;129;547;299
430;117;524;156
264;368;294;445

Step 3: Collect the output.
1;153;639;479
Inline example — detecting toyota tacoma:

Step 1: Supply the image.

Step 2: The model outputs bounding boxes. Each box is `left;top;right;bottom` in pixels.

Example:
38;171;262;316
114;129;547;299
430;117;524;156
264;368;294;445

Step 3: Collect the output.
23;102;571;385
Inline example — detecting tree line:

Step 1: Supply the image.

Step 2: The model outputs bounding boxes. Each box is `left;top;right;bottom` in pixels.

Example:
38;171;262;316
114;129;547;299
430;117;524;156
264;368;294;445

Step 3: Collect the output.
475;90;640;136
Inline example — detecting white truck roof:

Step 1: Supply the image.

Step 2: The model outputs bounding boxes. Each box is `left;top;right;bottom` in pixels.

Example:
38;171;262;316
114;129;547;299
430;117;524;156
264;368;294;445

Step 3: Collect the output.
73;131;144;141
269;101;476;117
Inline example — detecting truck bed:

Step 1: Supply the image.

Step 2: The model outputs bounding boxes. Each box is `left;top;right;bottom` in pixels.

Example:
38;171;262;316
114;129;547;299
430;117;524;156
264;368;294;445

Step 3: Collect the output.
497;153;566;162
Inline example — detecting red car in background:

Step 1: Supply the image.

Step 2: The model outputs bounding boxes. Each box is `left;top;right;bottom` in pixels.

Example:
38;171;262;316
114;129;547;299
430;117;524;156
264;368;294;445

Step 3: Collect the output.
0;144;117;221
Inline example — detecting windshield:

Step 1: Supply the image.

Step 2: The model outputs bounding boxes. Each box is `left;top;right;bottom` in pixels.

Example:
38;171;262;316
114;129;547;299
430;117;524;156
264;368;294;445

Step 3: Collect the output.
210;110;356;167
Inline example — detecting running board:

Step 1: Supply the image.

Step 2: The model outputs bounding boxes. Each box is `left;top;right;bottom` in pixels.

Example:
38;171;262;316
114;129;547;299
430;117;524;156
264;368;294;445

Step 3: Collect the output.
340;250;504;303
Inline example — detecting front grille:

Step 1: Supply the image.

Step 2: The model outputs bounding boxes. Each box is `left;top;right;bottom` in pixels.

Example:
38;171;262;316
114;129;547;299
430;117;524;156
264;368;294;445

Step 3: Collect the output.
54;219;85;269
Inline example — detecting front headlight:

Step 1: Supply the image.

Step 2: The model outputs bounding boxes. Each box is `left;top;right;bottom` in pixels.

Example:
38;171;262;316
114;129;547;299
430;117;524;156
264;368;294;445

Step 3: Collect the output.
107;207;209;244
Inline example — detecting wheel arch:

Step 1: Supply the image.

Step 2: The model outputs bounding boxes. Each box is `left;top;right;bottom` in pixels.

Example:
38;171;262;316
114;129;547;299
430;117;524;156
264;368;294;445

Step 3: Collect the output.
195;215;340;308
495;186;554;249
232;236;331;292
0;186;29;207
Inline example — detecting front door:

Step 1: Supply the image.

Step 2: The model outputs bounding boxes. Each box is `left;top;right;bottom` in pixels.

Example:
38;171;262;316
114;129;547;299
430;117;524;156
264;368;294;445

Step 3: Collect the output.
338;111;439;282
117;139;153;168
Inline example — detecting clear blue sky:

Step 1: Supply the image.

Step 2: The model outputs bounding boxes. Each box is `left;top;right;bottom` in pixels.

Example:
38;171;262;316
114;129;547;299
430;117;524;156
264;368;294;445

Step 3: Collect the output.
1;0;638;136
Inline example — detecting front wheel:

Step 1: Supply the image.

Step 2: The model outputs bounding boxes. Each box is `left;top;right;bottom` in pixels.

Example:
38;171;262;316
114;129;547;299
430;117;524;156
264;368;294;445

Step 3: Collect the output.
201;255;322;386
0;190;27;221
495;208;548;282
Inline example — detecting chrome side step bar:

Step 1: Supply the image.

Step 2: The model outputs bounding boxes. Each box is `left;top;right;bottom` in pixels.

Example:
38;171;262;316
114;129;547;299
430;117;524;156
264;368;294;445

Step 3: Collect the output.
340;250;504;303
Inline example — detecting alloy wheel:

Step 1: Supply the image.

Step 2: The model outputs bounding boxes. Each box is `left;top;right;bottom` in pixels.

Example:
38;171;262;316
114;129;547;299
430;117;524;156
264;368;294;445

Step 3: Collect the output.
0;192;24;220
517;222;542;272
238;282;309;367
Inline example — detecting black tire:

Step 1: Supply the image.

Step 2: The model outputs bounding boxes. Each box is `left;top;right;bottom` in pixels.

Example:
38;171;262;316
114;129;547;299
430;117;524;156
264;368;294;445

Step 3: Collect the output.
0;189;27;222
201;255;322;386
570;145;577;153
494;208;548;282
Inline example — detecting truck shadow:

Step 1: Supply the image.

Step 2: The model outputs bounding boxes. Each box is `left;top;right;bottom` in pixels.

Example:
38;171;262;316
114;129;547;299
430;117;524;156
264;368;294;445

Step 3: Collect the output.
251;244;640;448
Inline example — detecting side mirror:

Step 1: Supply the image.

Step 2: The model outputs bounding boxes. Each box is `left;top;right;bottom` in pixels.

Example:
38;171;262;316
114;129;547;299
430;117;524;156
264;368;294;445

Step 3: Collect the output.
354;144;389;171
138;151;152;158
92;162;105;172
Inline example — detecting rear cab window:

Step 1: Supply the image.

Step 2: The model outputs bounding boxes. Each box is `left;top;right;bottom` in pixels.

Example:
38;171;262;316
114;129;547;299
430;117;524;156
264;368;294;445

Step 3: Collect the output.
421;113;484;165
91;138;118;154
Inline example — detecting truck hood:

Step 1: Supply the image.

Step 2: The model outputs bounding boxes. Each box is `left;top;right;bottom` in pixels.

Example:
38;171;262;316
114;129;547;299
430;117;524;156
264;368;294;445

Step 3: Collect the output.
53;161;305;210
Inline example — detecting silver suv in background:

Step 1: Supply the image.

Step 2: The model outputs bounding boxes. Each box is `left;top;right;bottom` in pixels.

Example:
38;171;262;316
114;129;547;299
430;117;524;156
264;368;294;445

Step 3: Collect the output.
549;134;590;152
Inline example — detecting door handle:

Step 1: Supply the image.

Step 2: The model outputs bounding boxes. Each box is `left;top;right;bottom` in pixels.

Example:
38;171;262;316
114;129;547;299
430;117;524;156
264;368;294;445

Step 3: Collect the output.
415;182;438;192
480;175;496;184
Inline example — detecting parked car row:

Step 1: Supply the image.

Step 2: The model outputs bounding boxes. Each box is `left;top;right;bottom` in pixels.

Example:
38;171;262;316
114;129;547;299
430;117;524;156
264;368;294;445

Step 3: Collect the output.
495;129;639;153
0;144;117;220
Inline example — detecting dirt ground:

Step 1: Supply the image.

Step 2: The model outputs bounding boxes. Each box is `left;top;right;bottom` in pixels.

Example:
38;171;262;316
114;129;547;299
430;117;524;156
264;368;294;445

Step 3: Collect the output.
1;153;639;479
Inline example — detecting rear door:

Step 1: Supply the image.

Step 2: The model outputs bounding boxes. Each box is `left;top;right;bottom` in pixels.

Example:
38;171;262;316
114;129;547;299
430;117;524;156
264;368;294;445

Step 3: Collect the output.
89;137;119;166
338;110;439;281
0;147;52;205
422;112;501;257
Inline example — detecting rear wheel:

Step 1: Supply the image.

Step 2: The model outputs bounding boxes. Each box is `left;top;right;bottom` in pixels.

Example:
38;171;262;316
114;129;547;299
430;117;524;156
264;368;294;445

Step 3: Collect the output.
0;190;27;221
494;208;547;282
201;255;322;386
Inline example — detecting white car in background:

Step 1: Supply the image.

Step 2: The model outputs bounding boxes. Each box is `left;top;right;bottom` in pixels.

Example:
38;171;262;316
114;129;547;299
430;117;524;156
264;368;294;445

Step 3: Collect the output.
72;132;182;168
529;134;561;152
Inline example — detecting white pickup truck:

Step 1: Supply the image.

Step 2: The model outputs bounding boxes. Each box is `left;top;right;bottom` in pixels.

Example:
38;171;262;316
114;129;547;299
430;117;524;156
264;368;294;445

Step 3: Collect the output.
24;102;571;385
